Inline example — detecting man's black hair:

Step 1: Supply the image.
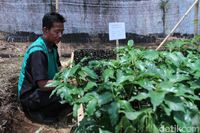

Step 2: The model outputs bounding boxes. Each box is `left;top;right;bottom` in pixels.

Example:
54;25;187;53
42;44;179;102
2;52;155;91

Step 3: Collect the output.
42;12;65;29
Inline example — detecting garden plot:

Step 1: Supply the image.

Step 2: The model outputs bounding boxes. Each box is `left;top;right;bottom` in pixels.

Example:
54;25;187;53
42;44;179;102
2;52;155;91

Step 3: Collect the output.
48;39;200;133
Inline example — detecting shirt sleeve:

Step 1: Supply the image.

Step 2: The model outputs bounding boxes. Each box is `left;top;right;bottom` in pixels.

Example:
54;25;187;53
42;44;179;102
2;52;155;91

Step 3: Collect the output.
30;51;49;83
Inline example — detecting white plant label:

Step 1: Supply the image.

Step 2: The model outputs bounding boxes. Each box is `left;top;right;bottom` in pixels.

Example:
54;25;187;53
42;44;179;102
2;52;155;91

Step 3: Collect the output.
109;22;126;41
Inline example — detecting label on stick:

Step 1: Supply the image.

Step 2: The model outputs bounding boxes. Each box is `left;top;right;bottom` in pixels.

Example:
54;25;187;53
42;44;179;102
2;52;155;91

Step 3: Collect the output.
109;22;126;41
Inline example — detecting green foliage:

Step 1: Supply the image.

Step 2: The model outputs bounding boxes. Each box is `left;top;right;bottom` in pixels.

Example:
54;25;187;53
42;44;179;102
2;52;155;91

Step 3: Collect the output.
49;38;200;133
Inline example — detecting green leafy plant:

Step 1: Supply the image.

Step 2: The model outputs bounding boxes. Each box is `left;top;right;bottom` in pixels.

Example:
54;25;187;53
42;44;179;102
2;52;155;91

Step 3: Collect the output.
48;39;200;133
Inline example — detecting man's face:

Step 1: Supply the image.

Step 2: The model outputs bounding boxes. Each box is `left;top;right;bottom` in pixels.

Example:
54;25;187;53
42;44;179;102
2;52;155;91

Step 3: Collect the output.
44;22;64;44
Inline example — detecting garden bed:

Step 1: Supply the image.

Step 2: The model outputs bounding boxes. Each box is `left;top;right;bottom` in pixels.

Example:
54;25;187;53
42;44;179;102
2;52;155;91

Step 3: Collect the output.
49;39;200;133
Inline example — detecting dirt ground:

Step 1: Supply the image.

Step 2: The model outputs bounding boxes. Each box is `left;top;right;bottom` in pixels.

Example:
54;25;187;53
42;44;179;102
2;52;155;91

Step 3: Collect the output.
0;39;161;133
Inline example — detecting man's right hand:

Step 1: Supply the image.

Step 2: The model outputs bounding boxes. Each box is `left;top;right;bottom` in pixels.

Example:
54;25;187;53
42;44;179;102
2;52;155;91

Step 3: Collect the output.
37;80;54;92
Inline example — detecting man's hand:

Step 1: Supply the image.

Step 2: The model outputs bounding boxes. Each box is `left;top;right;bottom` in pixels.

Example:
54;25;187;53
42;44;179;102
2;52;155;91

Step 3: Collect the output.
37;80;54;92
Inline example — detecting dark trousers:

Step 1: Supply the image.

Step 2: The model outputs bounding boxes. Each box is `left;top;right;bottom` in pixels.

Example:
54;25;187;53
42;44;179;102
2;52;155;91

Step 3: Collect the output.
20;89;72;124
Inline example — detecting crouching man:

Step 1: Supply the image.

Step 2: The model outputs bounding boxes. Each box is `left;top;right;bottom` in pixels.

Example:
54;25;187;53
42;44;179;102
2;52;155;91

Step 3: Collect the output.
18;12;71;124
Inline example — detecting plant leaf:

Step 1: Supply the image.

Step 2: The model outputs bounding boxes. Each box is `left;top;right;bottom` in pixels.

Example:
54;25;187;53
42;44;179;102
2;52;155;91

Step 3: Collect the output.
69;64;80;75
82;67;98;79
103;68;114;82
49;84;64;97
128;40;134;48
129;93;149;102
149;90;166;111
137;80;154;90
119;100;134;112
125;111;142;121
107;102;119;126
84;82;97;91
143;50;159;61
165;95;185;112
99;128;112;133
86;98;97;116
116;70;130;84
98;92;113;106
45;80;61;87
73;104;80;118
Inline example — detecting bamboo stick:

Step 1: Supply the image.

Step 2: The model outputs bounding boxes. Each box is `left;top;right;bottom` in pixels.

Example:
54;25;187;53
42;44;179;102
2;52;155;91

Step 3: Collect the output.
55;0;62;58
69;52;85;125
156;0;199;50
116;40;119;60
194;0;199;35
56;0;59;13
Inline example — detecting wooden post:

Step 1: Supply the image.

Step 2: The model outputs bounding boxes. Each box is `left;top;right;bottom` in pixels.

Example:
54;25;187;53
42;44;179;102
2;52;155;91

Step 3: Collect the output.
50;0;53;12
194;0;199;35
156;0;199;50
56;0;59;13
77;104;84;125
69;52;85;125
55;0;62;57
70;51;74;68
116;40;119;60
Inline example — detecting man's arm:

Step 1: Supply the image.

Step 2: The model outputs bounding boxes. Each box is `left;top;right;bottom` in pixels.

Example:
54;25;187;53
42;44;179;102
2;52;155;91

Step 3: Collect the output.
30;51;55;92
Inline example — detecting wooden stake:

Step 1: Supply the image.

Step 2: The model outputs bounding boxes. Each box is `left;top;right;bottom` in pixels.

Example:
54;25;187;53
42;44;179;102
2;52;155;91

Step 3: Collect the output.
55;0;62;58
70;51;74;68
116;40;119;60
194;0;199;35
156;0;199;50
56;0;59;13
69;52;85;125
77;104;84;125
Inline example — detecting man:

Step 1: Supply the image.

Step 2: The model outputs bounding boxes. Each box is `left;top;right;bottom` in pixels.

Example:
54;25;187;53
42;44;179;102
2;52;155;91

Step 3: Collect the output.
18;12;71;124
